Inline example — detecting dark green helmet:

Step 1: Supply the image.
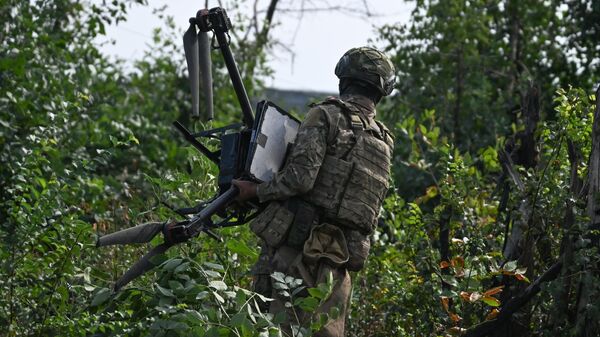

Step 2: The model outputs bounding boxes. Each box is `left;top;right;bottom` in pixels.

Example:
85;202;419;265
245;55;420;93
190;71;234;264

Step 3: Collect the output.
334;47;396;96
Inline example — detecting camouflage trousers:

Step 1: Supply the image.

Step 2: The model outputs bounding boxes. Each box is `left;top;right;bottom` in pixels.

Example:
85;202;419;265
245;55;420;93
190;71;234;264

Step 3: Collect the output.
253;243;352;337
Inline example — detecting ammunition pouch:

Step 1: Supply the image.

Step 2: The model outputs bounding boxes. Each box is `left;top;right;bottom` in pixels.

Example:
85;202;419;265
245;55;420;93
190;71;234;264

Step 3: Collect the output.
343;229;371;271
303;155;353;213
285;198;319;249
250;201;294;247
250;198;319;249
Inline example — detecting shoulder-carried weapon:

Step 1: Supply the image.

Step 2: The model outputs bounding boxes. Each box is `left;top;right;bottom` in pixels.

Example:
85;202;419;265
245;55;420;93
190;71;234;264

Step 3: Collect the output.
97;7;299;291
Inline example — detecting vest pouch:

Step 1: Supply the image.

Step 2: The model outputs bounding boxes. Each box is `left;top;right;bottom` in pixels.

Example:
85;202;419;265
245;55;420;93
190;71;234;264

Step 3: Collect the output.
250;201;295;248
285;198;319;250
344;229;371;271
303;223;349;268
303;155;353;213
336;166;387;233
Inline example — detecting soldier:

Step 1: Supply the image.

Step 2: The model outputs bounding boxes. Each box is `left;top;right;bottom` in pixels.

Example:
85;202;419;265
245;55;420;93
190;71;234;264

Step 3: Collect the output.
233;47;396;337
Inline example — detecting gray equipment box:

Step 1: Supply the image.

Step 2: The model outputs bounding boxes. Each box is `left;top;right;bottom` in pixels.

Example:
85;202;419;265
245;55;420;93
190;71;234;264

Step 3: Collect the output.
246;101;300;182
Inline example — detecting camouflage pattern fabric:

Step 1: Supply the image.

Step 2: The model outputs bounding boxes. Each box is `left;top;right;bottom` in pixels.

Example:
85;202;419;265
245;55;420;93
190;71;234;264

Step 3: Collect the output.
256;94;386;202
254;94;393;337
269;244;352;337
334;47;396;96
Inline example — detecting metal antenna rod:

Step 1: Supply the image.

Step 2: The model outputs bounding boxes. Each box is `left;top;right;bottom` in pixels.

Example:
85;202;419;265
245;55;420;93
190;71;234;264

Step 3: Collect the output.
213;30;255;128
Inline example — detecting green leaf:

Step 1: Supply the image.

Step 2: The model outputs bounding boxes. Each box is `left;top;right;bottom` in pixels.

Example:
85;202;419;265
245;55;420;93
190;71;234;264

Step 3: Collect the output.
230;312;247;327
273;311;287;324
272;282;289;290
156;284;175;298
226;238;258;259
212;291;225;303
162;258;183;271
307;287;326;300
128;133;140;145
208;280;227;291
295;296;319;312
203;269;222;278
481;296;501;307
174;262;190;273
515;267;527;275
329;306;341;319
168;280;183;291
150;253;169;266
503;260;517;272
205;327;220;337
196;291;209;300
292;286;306;297
91;288;111;306
271;272;286;283
204;262;225;271
441;275;459;287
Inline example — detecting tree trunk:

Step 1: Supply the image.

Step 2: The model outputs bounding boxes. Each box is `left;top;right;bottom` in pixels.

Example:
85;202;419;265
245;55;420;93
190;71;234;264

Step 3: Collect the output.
496;85;540;337
586;85;600;237
552;140;584;330
503;86;540;260
574;85;600;336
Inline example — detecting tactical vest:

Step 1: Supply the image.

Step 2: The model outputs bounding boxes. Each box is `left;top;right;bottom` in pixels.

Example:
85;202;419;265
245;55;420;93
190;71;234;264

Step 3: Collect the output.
303;98;393;234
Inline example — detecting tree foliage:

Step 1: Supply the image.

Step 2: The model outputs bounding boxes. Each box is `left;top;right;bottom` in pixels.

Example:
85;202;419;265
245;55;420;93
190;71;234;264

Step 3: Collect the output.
2;0;600;336
349;1;600;336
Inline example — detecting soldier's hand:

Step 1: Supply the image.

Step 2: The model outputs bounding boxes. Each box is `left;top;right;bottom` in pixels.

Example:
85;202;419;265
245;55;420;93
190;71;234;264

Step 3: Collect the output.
232;179;258;201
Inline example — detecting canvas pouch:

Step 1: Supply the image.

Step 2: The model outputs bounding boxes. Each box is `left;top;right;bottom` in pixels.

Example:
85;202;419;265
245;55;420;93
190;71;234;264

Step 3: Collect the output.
344;229;371;271
250;201;295;248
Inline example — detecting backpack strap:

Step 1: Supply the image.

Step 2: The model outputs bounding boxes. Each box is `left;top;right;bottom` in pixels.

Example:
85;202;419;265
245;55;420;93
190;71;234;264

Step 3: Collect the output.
318;96;365;131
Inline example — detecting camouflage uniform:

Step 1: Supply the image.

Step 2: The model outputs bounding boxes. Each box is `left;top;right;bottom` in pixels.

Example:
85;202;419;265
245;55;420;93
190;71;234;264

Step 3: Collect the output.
252;93;394;337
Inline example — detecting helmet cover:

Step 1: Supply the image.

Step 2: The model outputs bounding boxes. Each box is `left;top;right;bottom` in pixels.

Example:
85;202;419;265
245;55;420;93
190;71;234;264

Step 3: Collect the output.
335;47;396;96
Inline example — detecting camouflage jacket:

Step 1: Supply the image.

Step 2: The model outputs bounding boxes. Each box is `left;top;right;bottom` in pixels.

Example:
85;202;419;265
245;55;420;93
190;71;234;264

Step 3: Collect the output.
256;94;393;204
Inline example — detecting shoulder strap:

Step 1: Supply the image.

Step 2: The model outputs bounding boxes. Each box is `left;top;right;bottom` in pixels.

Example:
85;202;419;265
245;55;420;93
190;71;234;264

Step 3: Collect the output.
324;98;393;146
308;99;349;145
321;97;365;131
375;120;395;147
310;97;364;141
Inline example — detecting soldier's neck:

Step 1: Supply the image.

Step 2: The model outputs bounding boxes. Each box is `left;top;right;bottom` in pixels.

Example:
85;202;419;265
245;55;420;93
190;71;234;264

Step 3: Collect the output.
340;94;377;118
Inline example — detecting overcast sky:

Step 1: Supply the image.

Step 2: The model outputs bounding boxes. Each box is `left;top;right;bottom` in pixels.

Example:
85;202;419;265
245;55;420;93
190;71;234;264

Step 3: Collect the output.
99;0;412;92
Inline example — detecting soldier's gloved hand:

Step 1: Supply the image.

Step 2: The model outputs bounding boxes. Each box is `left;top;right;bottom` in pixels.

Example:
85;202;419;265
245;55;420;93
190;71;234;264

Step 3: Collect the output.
232;179;258;201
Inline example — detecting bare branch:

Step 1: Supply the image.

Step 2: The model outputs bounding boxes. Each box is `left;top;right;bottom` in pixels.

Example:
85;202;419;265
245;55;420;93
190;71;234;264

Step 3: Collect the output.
257;5;382;18
253;0;260;36
499;148;525;191
261;0;279;40
290;0;306;45
362;0;372;16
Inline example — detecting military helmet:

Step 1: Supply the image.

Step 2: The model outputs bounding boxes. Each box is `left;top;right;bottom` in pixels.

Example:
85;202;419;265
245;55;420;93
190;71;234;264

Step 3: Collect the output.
334;47;396;96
